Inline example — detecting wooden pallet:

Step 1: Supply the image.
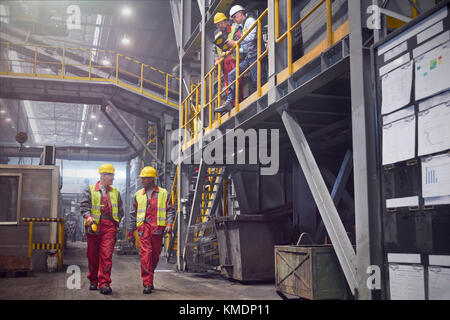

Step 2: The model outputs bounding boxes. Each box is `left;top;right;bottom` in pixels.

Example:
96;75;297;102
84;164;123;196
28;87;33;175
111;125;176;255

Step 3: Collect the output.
0;256;31;270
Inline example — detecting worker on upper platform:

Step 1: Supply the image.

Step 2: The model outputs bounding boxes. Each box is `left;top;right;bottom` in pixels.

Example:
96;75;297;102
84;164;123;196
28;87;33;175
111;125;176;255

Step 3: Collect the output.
128;166;175;294
80;163;124;295
214;12;243;102
215;5;258;114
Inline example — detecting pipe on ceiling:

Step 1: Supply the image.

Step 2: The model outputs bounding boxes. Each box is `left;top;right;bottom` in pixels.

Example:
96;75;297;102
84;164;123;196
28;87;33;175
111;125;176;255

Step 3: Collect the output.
0;144;144;162
1;115;149;162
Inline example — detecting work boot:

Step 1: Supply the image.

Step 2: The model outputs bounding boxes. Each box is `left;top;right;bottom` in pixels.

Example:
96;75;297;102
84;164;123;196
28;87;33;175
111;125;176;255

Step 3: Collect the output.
89;283;98;291
100;285;112;295
214;100;233;114
143;286;152;294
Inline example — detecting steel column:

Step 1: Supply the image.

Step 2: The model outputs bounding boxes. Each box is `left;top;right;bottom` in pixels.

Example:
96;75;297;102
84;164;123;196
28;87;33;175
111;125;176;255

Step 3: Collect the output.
349;0;384;300
177;0;186;272
279;105;358;295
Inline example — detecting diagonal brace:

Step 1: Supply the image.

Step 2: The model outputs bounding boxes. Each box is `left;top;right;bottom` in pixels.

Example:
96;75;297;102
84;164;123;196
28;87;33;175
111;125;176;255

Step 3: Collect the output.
278;105;358;295
106;99;162;166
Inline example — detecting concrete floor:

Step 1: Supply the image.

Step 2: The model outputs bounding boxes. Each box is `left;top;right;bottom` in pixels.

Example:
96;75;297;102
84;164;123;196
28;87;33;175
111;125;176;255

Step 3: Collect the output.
0;241;282;300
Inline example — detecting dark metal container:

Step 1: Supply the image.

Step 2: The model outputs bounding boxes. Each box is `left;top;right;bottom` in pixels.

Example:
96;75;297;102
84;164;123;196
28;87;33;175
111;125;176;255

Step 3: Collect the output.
215;213;291;281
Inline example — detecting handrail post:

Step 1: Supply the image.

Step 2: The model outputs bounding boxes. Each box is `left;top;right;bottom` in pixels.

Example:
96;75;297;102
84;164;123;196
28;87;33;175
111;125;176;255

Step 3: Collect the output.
257;20;262;97
6;42;10;74
235;43;240;112
116;53;119;84
141;64;144;93
218;61;222;123
275;0;279;39
62;47;65;78
166;73;169;102
58;221;64;270
34;46;37;76
89;49;92;80
184;102;188;146
28;221;33;259
287;0;293;75
326;0;333;48
209;73;212;128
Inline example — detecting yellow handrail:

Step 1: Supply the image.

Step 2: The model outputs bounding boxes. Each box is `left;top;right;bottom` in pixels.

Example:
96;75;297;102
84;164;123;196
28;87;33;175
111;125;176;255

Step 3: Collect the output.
0;41;179;107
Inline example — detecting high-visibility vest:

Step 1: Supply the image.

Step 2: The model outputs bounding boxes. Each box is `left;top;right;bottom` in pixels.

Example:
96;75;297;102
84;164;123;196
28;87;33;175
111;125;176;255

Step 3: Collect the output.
87;185;120;226
136;187;168;227
215;24;238;60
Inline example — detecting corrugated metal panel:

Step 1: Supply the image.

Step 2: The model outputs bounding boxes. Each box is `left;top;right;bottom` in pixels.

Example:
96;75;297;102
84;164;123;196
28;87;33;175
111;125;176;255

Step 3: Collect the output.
294;0;348;55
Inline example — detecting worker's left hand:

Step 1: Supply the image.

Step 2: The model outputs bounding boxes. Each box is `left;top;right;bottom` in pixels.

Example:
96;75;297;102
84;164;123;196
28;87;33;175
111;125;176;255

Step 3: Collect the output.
164;226;172;234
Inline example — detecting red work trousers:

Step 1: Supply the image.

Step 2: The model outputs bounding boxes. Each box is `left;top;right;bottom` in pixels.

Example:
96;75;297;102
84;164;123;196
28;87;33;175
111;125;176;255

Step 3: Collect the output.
86;219;117;288
138;222;164;287
223;56;243;104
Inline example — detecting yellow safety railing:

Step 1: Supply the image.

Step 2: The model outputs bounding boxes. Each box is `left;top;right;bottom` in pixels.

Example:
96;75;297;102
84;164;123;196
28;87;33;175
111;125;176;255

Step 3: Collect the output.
180;0;349;149
0;42;179;107
22;217;65;271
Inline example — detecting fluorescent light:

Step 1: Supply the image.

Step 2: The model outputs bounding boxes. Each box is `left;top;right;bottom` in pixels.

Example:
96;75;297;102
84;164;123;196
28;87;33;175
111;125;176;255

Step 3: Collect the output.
121;36;130;45
98;124;103;128
85;143;89;147
94;137;98;141
101;59;110;66
91;114;97;119
87;131;92;135
121;7;132;16
5;118;11;122
0;109;6;114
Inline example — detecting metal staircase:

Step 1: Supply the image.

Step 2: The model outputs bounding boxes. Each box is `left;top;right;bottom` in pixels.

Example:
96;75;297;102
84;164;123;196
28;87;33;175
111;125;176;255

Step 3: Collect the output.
182;161;228;272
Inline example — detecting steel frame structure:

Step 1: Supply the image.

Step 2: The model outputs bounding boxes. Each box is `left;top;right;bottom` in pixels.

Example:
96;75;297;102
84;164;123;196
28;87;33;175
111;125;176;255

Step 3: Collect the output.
173;0;435;299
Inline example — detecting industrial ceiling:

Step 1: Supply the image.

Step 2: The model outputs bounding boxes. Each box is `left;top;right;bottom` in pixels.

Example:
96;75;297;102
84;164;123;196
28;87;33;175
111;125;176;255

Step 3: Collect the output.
0;0;178;150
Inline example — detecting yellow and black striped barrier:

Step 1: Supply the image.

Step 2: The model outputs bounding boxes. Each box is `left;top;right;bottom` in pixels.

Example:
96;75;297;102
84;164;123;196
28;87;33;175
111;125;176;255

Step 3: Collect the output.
21;217;65;271
22;218;64;223
32;243;62;250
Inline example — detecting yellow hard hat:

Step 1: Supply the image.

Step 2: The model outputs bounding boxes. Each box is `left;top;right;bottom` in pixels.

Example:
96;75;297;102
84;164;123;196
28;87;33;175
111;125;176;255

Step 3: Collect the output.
214;12;227;24
98;163;115;174
139;166;157;178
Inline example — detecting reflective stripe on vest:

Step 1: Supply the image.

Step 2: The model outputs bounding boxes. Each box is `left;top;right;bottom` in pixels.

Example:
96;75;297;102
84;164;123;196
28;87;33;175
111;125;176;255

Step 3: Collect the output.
86;185;120;226
136;187;168;227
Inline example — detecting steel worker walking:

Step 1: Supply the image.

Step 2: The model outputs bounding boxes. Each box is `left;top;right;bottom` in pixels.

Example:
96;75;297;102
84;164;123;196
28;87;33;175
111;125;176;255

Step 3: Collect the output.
80;163;124;295
128;166;175;294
